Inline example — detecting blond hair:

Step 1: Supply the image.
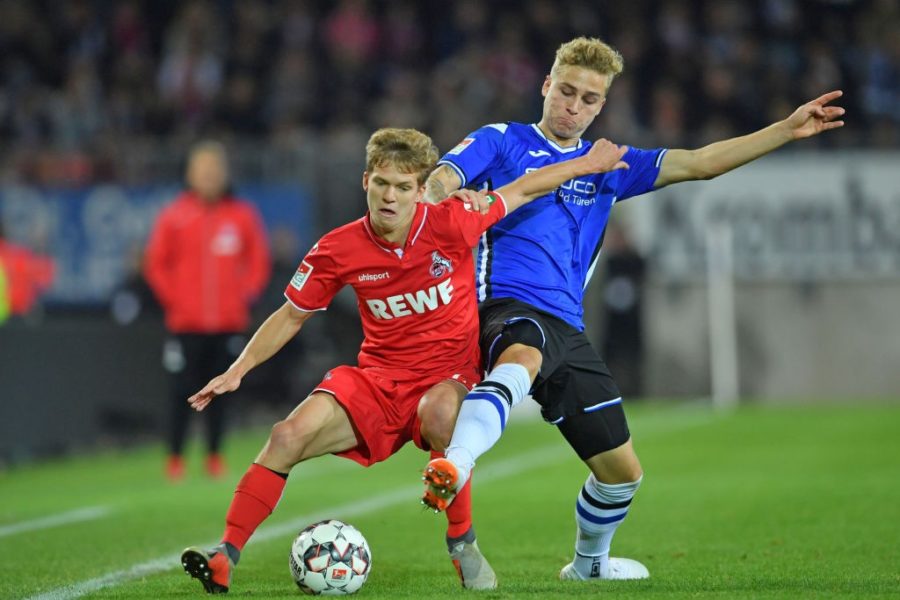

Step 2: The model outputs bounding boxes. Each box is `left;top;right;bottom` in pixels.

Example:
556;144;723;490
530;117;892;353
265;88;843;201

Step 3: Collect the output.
365;128;439;185
551;37;624;83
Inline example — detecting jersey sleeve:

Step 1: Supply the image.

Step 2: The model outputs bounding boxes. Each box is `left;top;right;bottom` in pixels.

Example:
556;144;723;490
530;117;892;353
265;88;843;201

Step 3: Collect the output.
614;147;669;202
437;123;507;188
283;238;343;312
442;191;509;247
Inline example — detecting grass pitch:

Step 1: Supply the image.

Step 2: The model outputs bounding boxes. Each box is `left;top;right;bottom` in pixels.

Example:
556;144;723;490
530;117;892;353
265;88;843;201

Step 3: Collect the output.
2;403;898;599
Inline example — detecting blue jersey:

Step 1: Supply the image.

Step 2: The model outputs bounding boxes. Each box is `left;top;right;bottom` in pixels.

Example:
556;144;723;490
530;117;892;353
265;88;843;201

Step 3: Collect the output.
438;122;666;330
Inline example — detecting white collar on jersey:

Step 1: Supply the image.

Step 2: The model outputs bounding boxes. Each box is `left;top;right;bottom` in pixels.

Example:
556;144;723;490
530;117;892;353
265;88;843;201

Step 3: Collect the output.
530;123;584;154
362;204;428;254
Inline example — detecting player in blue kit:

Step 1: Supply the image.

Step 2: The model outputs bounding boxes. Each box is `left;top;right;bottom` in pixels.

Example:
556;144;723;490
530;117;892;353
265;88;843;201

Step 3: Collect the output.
420;37;845;581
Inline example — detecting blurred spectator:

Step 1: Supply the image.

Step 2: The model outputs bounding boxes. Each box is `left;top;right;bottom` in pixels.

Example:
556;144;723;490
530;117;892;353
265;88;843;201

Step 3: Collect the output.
143;141;270;481
371;69;428;130
0;261;8;323
0;217;55;321
156;0;225;130
0;0;897;184
382;1;424;66
600;224;646;399
323;0;380;69
109;243;161;326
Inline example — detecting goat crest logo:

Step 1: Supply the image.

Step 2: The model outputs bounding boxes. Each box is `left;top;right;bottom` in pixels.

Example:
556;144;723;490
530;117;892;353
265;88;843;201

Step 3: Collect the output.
429;252;453;278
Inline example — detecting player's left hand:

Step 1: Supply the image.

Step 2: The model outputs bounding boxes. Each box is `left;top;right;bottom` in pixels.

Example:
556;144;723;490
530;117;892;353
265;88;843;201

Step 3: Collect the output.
188;370;242;412
784;90;845;139
450;188;491;214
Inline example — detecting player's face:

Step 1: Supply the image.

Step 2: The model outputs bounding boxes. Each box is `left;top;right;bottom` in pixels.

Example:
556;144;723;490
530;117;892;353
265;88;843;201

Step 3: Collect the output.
540;65;609;144
363;165;424;240
187;150;229;201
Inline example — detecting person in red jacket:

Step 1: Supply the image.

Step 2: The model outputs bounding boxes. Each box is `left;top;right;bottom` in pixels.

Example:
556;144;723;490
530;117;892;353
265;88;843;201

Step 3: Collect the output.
0;219;55;323
145;140;271;480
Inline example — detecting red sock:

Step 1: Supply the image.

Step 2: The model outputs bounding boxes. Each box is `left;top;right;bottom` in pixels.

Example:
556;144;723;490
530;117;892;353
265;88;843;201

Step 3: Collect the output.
222;463;287;550
446;478;473;538
433;450;473;539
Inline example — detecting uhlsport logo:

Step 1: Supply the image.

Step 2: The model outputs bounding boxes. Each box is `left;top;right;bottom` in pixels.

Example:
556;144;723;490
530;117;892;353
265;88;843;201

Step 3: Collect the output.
430;251;453;277
366;278;453;320
358;271;390;282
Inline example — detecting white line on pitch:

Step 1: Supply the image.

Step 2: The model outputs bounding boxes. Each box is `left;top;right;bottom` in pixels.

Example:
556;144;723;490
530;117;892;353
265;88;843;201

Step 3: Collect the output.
23;409;717;600
0;506;110;539
23;443;570;600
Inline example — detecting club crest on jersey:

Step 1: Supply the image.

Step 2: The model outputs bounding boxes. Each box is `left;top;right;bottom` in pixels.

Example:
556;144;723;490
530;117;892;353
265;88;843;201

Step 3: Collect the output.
430;252;453;278
290;260;313;291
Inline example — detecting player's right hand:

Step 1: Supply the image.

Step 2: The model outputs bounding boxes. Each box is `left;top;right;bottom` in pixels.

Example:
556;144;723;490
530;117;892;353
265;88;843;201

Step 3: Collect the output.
448;188;491;214
584;138;629;173
188;371;241;411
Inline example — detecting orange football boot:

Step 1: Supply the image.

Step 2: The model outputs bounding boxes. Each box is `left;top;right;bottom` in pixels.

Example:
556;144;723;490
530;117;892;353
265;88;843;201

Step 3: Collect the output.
421;457;461;512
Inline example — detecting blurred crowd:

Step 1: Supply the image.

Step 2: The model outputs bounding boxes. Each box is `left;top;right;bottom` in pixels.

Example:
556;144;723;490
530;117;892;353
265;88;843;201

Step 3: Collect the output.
1;0;898;186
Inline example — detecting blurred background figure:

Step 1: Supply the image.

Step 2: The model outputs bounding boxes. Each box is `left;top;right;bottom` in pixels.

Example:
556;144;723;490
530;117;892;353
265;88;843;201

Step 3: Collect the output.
0;217;55;324
143;141;270;481
599;222;646;399
0;0;897;463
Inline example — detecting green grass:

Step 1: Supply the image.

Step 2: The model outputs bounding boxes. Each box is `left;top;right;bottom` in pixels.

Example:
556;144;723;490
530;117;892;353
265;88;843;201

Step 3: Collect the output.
2;404;899;599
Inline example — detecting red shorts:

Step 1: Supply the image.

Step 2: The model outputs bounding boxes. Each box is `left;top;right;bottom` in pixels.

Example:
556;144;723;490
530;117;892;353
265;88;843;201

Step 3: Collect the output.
313;365;480;467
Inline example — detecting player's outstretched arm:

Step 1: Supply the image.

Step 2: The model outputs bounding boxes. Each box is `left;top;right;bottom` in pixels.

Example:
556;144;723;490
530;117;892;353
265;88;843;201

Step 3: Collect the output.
497;138;629;212
655;90;845;188
187;302;313;411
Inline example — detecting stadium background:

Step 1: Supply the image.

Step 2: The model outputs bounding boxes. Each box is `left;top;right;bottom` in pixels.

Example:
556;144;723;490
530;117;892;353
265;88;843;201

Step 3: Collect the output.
1;0;898;459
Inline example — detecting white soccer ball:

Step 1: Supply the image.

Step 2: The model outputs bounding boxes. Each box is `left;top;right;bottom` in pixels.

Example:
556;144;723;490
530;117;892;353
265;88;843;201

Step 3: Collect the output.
289;519;372;595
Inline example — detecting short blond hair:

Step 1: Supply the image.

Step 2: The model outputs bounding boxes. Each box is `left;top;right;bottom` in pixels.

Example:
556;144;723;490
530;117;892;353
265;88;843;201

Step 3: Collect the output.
365;128;439;185
551;37;624;83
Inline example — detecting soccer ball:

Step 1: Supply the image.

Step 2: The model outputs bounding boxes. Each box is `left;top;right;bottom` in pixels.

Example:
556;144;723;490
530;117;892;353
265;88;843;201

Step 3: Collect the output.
289;519;372;595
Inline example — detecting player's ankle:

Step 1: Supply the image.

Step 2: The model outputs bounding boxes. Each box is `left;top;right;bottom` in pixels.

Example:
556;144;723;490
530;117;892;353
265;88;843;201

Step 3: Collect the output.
220;541;241;565
444;450;473;488
573;551;608;578
446;525;476;551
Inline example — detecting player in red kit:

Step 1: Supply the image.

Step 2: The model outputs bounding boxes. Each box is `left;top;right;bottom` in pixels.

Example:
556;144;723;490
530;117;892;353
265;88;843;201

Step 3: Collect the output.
179;128;629;593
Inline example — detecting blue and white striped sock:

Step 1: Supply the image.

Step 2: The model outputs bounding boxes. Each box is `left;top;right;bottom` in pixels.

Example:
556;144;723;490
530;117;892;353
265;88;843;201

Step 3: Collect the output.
572;474;642;578
445;363;531;486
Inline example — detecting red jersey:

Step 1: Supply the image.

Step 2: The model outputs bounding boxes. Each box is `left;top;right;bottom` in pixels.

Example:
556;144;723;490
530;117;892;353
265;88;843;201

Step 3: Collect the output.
0;240;55;315
284;193;508;380
144;191;271;333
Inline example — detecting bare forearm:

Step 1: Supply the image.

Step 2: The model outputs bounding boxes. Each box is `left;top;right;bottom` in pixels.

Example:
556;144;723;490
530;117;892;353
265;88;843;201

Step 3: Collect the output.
697;120;794;177
660;120;794;186
230;302;308;377
423;164;462;204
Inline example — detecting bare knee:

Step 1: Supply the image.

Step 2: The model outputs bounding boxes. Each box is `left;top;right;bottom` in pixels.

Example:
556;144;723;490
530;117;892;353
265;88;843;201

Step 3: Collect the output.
269;419;302;453
261;418;314;469
496;343;542;380
587;440;644;484
418;394;459;453
418;382;465;452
